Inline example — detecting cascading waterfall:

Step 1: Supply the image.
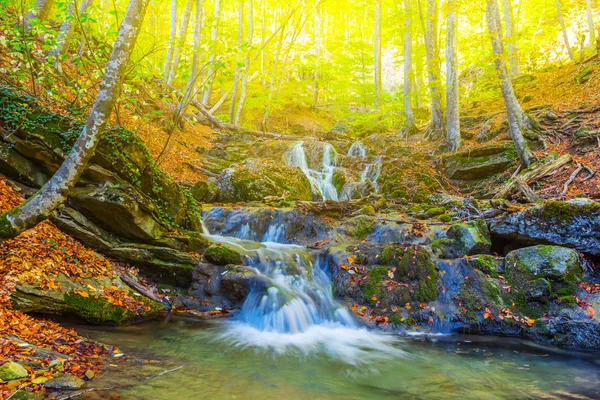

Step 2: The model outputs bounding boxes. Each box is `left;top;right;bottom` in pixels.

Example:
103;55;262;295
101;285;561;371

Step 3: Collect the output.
347;141;367;157
286;141;339;201
361;155;382;193
202;213;404;363
340;142;383;200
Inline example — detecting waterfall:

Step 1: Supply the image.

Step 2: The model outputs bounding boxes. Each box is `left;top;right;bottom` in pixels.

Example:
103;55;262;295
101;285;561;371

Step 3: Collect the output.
361;155;382;193
348;141;367;157
203;217;404;363
286;141;339;201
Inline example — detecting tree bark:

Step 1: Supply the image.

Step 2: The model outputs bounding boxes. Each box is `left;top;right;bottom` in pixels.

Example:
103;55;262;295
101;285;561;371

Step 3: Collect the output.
486;0;532;167
163;0;177;80
234;0;253;125
502;0;519;75
184;0;204;96
201;0;222;105
587;0;596;50
445;0;460;151
24;0;56;31
556;0;574;60
313;6;321;108
229;0;244;123
402;0;417;134
48;0;93;61
0;0;149;239
374;0;382;108
418;0;444;139
168;0;193;84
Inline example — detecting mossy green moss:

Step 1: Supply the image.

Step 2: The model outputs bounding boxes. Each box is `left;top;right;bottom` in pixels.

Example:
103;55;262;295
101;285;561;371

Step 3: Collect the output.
364;266;389;305
424;207;445;218
345;215;378;240
397;247;437;303
541;200;600;224
469;255;500;278
203;244;243;266
439;213;453;222
379;244;395;265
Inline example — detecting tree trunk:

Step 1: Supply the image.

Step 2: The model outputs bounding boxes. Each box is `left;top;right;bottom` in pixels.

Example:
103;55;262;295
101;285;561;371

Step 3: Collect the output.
48;0;93;61
402;0;416;134
313;6;321;108
486;0;532;167
229;0;244;123
234;0;253;125
445;0;460;151
184;0;203;96
556;0;574;61
202;0;222;105
587;0;596;49
0;0;149;239
24;0;56;31
374;0;382;108
168;0;193;84
502;0;519;75
261;25;286;131
163;0;177;80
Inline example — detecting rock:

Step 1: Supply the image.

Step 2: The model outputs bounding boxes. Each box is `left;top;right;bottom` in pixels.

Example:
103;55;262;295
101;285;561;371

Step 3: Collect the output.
217;159;313;203
442;143;515;180
203;244;243;266
341;215;378;240
7;390;30;399
489;199;600;255
433;219;491;258
505;245;583;282
44;374;85;390
51;206;119;251
191;177;218;203
106;244;197;287
11;274;164;325
575;66;593;84
0;362;28;381
49;360;64;372
32;376;49;384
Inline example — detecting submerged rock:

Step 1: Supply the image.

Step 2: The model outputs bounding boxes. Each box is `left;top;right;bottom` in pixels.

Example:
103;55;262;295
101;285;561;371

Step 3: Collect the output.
0;362;28;381
490;198;600;255
44;374;85;390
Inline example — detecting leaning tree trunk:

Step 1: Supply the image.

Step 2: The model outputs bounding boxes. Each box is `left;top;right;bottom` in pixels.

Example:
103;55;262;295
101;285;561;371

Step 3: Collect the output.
202;0;222;105
418;0;444;139
445;0;460;151
587;0;596;50
24;0;56;31
234;0;253;125
163;0;177;79
374;0;382;109
168;0;193;84
0;0;149;239
402;0;417;136
502;0;519;75
486;0;532;167
556;0;575;61
48;0;93;63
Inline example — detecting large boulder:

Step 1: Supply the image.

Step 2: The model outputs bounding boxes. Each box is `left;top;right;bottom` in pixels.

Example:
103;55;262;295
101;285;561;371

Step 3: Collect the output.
505;245;583;283
217;159;313;203
203;244;243;266
0;362;28;381
490;198;600;255
442;143;515;180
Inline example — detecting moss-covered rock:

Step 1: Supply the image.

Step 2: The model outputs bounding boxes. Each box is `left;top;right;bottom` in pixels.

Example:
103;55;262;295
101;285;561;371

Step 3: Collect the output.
442;143;516;180
505;245;583;282
342;215;378;240
433;219;491;258
397;246;438;303
203;244;243;266
217;159;313;203
424;207;445;218
190;177;218;203
469;254;503;277
0;362;28;381
44;374;85;390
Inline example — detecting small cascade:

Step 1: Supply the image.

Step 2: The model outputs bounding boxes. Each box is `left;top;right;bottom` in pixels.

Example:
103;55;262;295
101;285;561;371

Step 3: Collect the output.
347;141;367;157
361;155;382;193
286;141;339;201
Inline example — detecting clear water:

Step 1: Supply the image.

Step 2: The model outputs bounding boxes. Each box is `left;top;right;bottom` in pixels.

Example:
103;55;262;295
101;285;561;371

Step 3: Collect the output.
78;318;600;400
286;141;339;201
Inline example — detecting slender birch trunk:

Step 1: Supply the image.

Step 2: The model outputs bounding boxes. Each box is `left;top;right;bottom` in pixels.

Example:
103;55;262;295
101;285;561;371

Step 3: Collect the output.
374;0;382;109
0;0;149;239
234;0;253;125
24;0;56;31
168;0;193;83
486;0;532;167
313;6;321;108
163;0;177;79
502;0;519;75
445;0;460;151
261;26;285;130
202;0;222;105
587;0;596;49
230;0;244;122
184;0;203;96
556;0;574;61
